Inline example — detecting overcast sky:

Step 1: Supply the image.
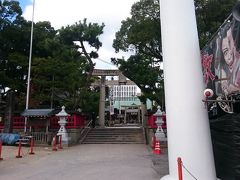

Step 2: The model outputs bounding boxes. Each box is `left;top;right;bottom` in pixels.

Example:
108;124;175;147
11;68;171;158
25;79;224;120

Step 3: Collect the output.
19;0;138;69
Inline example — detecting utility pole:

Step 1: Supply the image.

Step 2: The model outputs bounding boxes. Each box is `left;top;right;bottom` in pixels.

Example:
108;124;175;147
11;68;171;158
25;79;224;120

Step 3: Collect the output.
25;0;35;133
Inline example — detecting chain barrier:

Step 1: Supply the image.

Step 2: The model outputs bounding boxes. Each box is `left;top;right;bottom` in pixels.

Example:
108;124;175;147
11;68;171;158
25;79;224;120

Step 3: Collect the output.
181;161;198;180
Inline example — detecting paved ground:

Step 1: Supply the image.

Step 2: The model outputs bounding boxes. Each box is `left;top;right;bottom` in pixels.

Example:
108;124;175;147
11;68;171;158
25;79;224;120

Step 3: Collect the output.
150;147;169;178
0;144;169;180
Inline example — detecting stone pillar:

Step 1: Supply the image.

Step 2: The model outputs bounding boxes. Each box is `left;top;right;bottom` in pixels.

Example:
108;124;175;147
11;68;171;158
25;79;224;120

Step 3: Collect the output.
99;76;106;127
160;0;217;179
4;90;15;133
141;103;147;127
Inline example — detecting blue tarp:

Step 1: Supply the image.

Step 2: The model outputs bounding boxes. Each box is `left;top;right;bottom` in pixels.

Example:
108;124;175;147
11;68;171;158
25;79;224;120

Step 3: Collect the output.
0;133;20;145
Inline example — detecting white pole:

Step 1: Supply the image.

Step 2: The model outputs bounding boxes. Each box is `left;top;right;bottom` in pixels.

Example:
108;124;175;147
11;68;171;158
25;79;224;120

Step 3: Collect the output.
25;0;35;133
160;0;217;179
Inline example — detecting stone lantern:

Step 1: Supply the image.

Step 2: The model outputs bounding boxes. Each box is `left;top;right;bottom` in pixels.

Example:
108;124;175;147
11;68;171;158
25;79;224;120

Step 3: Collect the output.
154;106;165;141
56;106;70;145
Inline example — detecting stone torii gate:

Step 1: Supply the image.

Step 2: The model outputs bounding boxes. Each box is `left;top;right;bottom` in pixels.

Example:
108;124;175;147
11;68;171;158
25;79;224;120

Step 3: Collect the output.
92;69;127;127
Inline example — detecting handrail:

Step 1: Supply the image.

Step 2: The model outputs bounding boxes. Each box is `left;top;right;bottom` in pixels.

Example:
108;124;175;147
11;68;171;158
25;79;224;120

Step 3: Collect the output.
85;120;92;127
78;119;92;144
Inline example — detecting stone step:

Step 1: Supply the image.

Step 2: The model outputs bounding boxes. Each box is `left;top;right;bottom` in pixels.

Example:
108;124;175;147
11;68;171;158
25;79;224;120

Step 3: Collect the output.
83;139;142;142
87;132;142;135
84;137;143;141
83;141;144;144
88;130;142;132
86;135;142;138
82;127;144;144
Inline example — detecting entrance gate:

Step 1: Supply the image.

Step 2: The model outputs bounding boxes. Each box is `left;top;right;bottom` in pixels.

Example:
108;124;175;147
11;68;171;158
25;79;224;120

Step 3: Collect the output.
92;69;143;127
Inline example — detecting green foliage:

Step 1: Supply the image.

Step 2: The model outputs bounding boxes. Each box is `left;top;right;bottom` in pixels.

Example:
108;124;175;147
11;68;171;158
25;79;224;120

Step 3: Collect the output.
1;0;237;114
80;88;100;113
58;19;105;87
0;0;22;28
113;0;161;60
0;3;103;114
112;0;238;106
112;0;163;105
0;0;27;94
195;0;238;48
112;54;164;105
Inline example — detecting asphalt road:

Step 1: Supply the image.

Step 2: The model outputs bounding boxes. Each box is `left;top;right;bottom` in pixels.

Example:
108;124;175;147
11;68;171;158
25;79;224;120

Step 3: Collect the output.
0;144;167;180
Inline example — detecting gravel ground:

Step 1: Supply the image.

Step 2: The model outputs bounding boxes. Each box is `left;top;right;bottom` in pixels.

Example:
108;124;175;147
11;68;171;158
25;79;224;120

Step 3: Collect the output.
149;147;169;178
0;145;57;165
0;144;169;180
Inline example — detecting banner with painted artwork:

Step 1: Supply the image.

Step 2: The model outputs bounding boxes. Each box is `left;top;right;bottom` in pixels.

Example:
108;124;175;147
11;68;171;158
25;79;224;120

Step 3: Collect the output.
202;8;240;97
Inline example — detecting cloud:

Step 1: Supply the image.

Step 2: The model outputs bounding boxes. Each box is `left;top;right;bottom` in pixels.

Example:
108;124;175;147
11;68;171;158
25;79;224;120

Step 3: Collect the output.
22;0;138;69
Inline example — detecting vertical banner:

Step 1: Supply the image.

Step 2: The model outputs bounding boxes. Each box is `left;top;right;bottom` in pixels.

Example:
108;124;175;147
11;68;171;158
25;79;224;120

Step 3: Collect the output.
202;10;240;97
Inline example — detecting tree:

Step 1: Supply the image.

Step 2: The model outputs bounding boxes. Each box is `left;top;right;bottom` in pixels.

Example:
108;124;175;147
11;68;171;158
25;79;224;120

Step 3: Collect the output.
58;19;105;87
195;0;238;48
112;55;164;105
0;0;28;97
112;0;163;105
113;0;161;60
0;3;103;113
26;20;102;110
0;0;22;29
112;0;238;105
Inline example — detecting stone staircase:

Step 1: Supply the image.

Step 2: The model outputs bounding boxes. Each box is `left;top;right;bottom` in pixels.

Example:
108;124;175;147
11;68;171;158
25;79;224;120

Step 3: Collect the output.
82;127;145;144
